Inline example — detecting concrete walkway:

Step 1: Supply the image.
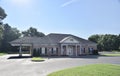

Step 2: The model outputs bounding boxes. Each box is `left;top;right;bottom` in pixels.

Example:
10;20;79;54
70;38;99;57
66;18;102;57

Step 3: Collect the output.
0;54;120;76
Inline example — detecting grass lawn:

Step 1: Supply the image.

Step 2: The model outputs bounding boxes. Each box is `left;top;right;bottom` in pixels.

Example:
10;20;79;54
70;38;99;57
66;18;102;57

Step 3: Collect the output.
48;64;120;76
103;54;120;56
101;53;120;56
0;53;6;56
31;57;45;62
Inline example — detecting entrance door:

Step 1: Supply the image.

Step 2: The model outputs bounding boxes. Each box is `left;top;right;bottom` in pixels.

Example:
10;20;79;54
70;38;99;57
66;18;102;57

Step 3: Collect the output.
68;46;73;56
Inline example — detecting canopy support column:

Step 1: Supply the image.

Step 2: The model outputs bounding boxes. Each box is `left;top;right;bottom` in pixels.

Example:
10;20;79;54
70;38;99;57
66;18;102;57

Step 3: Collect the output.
19;44;22;57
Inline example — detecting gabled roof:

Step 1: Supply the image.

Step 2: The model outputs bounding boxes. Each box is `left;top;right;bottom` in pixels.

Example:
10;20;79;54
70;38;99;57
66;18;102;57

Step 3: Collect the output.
10;33;96;45
47;33;96;44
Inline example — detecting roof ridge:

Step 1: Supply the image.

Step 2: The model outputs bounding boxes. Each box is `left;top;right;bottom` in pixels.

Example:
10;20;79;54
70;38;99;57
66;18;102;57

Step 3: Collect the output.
48;33;71;35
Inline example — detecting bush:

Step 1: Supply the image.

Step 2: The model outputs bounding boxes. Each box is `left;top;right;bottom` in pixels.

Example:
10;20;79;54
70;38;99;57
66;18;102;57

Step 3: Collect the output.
92;50;98;55
33;49;41;57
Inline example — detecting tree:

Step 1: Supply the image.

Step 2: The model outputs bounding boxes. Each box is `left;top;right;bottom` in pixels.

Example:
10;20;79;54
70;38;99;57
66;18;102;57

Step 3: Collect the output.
0;25;3;50
88;34;100;43
118;34;120;50
0;6;7;20
1;24;21;52
0;7;21;52
88;34;120;51
22;27;45;37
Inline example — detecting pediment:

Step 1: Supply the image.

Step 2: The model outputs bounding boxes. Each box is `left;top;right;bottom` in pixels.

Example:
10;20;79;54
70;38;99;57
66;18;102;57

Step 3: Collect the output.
60;36;79;43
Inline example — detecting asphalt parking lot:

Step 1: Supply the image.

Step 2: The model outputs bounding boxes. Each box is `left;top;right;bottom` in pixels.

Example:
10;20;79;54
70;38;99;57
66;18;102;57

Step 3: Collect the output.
0;54;120;76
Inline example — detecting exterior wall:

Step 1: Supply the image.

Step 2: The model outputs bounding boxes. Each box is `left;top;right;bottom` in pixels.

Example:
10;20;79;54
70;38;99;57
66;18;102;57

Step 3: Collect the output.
32;43;97;56
81;44;97;55
32;44;60;56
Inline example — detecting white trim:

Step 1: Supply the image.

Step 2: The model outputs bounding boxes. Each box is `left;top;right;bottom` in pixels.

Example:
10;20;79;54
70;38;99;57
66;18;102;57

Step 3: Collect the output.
11;44;32;46
60;36;79;43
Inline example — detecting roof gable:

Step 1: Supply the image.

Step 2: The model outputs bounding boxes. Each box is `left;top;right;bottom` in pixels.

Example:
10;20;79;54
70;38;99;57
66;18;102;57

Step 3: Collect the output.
60;36;79;43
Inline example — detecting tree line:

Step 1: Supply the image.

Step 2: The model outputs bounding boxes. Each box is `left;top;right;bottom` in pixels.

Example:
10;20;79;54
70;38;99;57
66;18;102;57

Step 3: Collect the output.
0;23;45;53
88;34;120;51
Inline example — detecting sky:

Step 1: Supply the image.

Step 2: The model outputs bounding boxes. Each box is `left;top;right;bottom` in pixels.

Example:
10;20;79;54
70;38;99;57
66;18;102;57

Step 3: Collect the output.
0;0;120;39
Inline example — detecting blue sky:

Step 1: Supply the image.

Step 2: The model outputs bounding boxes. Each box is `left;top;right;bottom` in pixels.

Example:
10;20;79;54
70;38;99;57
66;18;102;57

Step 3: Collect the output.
0;0;120;39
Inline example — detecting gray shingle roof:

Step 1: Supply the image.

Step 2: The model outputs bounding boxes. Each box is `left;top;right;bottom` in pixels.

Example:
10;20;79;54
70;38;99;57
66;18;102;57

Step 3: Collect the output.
10;33;96;45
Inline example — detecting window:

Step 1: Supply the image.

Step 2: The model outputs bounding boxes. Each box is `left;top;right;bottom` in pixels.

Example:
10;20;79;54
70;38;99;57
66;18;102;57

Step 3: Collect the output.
83;48;85;53
53;47;57;54
56;48;58;55
89;47;93;54
53;47;56;51
51;47;57;55
42;47;45;54
81;48;85;54
51;48;53;54
39;48;42;54
45;48;47;54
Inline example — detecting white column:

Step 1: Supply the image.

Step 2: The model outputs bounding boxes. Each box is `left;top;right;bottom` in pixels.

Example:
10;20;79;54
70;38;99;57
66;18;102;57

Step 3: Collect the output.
76;44;77;56
66;45;68;55
19;44;22;57
61;44;63;55
30;46;32;56
80;44;81;55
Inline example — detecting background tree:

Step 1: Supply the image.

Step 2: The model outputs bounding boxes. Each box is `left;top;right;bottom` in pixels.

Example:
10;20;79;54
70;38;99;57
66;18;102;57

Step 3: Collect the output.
0;6;7;20
88;34;100;43
0;25;3;50
0;6;21;53
118;34;120;50
88;34;120;51
1;24;21;52
22;27;45;37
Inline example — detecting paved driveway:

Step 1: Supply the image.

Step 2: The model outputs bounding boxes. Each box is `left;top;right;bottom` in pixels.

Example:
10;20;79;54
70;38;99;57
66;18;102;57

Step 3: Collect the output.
0;54;120;76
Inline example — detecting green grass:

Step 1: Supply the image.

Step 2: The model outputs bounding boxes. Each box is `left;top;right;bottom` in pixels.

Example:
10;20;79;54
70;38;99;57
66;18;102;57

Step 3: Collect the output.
48;64;120;76
0;53;6;56
102;54;120;56
31;57;45;62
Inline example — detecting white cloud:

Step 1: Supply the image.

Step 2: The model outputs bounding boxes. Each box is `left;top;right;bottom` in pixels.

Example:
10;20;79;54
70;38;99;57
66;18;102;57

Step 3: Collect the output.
61;0;78;7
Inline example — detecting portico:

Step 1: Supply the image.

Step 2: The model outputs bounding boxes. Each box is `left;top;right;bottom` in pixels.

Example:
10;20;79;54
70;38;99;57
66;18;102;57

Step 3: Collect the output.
60;43;82;56
60;36;83;56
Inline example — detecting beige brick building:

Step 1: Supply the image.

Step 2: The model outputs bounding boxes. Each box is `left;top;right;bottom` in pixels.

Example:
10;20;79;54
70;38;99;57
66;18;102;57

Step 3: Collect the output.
10;33;97;56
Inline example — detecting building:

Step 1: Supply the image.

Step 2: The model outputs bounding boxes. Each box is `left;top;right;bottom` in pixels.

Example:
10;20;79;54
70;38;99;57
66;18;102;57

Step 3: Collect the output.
10;33;97;56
